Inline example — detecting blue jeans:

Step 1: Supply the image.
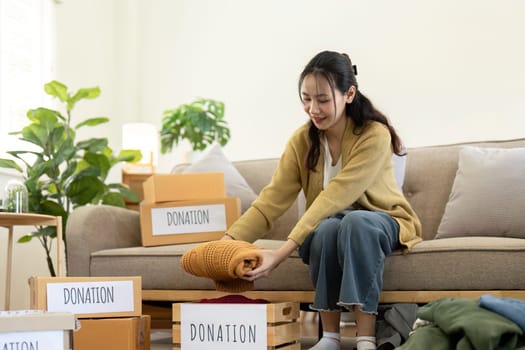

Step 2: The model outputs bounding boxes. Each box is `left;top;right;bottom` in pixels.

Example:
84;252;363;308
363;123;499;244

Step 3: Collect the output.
298;210;400;314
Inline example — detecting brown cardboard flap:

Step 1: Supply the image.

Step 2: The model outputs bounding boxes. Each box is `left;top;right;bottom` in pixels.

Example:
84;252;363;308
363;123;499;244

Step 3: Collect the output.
143;173;225;203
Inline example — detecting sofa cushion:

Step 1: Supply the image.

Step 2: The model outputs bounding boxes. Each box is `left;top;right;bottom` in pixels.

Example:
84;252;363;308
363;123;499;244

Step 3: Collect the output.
436;146;525;239
172;143;257;213
89;237;525;292
90;239;314;291
383;237;525;290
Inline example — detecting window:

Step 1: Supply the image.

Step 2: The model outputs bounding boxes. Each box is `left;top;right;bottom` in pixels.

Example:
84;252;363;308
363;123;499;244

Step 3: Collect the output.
0;0;54;157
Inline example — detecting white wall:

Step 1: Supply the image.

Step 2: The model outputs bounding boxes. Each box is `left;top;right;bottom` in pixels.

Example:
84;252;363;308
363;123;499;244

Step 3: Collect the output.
4;0;525;309
54;0;525;171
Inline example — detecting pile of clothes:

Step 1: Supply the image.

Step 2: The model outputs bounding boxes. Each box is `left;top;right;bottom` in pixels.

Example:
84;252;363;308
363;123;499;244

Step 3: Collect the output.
396;295;525;350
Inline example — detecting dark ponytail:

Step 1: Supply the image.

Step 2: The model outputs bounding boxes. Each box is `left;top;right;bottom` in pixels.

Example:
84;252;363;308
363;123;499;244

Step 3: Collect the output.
348;90;405;156
300;51;405;171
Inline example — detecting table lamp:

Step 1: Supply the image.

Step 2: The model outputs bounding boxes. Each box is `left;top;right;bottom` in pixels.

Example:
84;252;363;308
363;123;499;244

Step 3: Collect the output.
121;122;159;174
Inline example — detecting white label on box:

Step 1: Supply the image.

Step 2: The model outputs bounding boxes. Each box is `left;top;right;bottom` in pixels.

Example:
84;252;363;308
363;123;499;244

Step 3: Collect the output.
151;204;227;235
46;281;135;314
180;304;267;350
0;330;63;350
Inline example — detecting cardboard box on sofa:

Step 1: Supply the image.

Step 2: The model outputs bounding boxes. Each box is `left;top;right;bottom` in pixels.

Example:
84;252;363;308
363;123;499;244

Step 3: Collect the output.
29;276;142;318
139;197;241;246
142;172;225;203
0;310;75;350
73;315;150;350
172;302;300;350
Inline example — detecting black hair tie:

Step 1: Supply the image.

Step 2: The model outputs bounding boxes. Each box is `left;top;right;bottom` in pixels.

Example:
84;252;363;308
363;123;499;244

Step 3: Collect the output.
353;65;358;76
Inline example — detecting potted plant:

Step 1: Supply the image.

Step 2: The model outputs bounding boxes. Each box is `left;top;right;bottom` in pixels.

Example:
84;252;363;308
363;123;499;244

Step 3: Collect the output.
0;80;141;276
160;98;231;154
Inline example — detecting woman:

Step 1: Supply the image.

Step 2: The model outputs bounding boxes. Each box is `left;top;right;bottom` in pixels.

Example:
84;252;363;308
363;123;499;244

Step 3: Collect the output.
223;50;422;350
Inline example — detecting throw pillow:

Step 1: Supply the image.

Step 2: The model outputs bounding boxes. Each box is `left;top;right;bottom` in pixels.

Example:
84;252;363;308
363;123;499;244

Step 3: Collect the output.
436;146;525;239
173;143;258;213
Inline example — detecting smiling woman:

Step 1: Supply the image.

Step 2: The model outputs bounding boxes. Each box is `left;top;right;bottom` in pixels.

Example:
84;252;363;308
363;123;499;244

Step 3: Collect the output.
0;0;55;157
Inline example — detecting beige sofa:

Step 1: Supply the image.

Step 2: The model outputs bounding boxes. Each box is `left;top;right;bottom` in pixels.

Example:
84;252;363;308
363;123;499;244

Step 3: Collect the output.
67;138;525;304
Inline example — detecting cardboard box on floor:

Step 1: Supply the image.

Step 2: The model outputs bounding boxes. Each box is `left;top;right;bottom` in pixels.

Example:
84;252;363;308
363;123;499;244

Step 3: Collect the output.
142;172;225;203
172;302;301;350
139;197;241;246
0;310;75;350
73;315;150;350
29;276;142;318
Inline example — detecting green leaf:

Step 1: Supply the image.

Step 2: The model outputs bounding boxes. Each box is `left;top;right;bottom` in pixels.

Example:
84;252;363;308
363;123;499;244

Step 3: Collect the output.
26;107;60;126
0;159;23;172
7;151;41;172
109;183;139;202
102;192;126;207
20;124;49;149
40;200;67;217
44;81;68;102
47;182;58;195
17;235;33;243
68;87;100;111
60;160;78;183
116;149;142;163
75;117;109;129
74;159;92;175
28;159;54;180
21;226;56;239
66;176;105;205
52;131;76;163
76;138;108;153
84;152;111;178
75;162;101;178
38;226;57;239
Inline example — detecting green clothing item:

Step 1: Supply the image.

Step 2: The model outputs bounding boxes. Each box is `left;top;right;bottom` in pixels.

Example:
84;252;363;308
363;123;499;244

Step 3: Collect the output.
227;119;422;248
397;298;525;350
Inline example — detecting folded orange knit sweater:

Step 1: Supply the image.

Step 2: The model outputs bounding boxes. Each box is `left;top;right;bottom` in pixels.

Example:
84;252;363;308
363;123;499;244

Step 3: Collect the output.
180;240;263;293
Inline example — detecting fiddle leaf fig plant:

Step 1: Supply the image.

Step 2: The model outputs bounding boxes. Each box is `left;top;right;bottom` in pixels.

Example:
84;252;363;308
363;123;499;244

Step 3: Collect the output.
160;98;231;153
0;80;141;276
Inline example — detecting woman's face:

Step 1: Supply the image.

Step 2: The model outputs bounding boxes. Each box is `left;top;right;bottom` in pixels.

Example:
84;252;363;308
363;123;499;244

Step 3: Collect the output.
300;73;355;132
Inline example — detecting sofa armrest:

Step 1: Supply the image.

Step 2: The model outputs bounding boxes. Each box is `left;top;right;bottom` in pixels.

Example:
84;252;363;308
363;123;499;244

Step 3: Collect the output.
66;204;141;276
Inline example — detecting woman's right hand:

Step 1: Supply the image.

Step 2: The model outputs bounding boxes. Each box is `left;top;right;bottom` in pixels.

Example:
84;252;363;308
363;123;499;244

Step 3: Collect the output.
242;238;299;281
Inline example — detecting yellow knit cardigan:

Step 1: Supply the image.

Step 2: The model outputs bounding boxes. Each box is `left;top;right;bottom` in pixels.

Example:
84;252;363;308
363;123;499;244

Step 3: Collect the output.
227;119;422;250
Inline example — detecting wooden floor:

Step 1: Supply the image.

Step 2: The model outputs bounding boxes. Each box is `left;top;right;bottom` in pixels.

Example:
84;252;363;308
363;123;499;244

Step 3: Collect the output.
299;311;357;349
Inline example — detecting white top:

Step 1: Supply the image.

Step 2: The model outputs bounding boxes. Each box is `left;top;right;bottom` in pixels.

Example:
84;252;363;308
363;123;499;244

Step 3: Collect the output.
323;135;342;189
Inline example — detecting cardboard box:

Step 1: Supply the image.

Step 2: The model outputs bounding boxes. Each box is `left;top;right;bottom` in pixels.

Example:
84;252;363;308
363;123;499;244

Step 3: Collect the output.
29;276;142;318
172;302;300;350
0;310;75;350
139;197;241;246
73;315;150;350
142;173;225;203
